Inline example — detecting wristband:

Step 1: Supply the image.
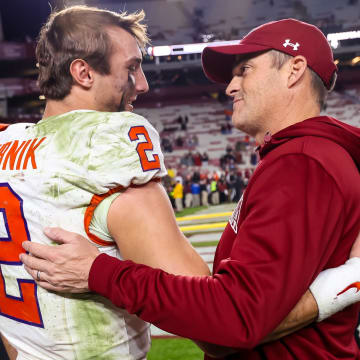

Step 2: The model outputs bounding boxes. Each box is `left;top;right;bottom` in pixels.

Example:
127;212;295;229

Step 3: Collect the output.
309;257;360;322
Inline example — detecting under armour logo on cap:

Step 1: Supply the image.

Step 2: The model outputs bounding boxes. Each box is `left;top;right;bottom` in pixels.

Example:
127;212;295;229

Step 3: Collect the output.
283;39;300;50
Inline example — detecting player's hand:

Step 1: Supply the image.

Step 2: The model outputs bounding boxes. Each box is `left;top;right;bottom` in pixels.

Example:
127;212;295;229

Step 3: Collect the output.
349;230;360;258
19;227;100;293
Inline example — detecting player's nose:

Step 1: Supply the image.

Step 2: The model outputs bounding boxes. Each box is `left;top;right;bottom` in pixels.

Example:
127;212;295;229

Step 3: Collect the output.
136;68;149;94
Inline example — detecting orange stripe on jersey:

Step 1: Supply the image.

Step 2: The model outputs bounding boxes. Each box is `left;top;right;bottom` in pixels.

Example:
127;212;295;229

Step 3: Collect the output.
0;124;9;131
84;186;125;247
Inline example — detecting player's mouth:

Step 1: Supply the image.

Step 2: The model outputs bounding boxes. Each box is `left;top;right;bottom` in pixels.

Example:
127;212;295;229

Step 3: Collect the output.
125;97;137;112
125;102;133;112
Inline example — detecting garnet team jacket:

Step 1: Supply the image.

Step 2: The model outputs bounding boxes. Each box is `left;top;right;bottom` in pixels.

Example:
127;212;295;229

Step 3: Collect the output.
90;116;360;359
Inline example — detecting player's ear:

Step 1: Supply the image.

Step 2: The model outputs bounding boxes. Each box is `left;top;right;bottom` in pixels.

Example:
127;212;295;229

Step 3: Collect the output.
69;59;94;89
287;55;307;88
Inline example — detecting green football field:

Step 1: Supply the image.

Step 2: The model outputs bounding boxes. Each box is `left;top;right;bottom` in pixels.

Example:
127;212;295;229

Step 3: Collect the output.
148;338;204;360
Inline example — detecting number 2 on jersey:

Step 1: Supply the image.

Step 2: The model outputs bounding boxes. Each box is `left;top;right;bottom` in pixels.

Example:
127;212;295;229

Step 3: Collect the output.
128;126;161;171
0;183;43;327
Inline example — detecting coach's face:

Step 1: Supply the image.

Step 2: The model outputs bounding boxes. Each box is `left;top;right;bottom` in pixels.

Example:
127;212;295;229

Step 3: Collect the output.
93;26;149;112
225;51;285;141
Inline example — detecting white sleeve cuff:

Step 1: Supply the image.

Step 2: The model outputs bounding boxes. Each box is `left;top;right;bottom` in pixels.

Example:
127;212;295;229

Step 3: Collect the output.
309;257;360;322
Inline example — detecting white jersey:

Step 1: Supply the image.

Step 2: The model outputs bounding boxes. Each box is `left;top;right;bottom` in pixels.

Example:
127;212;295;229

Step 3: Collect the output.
0;110;167;360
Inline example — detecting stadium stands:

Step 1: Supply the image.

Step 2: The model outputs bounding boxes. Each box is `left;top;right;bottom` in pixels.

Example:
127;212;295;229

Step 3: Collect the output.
135;85;360;175
103;0;360;45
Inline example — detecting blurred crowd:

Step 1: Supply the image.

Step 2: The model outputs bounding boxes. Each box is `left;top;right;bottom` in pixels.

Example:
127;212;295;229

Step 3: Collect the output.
163;166;254;213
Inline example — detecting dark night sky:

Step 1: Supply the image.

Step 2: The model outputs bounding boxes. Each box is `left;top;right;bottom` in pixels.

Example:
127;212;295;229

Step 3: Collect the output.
0;0;58;41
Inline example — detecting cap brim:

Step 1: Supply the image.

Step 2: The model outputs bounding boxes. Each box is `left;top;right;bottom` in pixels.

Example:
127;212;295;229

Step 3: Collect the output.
202;43;271;84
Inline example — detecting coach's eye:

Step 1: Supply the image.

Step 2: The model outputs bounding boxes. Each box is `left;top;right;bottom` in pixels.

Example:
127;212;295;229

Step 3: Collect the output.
240;65;250;75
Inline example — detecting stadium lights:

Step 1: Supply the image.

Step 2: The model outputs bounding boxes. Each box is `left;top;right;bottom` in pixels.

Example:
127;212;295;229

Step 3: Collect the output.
351;56;360;65
150;46;172;57
327;30;360;49
148;32;360;57
147;40;240;57
148;31;360;57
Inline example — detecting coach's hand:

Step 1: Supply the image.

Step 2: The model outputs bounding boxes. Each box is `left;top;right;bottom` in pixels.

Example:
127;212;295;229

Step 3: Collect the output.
20;228;100;293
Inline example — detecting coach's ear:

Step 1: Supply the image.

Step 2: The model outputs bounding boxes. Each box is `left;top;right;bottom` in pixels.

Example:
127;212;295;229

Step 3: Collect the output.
287;55;307;88
69;59;94;89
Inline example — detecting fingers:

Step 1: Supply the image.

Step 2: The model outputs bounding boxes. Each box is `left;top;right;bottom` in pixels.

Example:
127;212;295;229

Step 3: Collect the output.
21;253;63;283
22;259;84;293
23;263;43;281
34;279;82;293
20;252;53;272
21;255;61;290
44;227;84;245
37;281;85;293
20;228;95;294
23;265;52;286
34;280;61;292
21;241;56;262
35;281;71;292
25;267;64;292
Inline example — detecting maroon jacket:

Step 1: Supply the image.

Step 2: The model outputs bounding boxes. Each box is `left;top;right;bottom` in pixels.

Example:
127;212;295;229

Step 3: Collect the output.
89;116;360;359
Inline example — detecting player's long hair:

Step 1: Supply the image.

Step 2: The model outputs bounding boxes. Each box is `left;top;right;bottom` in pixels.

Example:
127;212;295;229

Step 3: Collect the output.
36;5;149;100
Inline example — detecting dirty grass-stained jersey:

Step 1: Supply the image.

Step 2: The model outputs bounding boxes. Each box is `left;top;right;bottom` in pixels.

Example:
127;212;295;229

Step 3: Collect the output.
0;110;166;360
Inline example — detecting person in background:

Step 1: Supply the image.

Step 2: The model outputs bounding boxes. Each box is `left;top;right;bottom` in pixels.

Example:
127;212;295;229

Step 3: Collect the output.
184;178;193;208
201;152;209;166
191;181;201;207
210;177;219;205
200;178;209;206
217;177;228;203
173;177;184;212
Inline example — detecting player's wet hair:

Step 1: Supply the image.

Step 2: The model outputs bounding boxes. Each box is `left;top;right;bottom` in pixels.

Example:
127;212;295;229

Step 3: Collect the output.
36;5;149;100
